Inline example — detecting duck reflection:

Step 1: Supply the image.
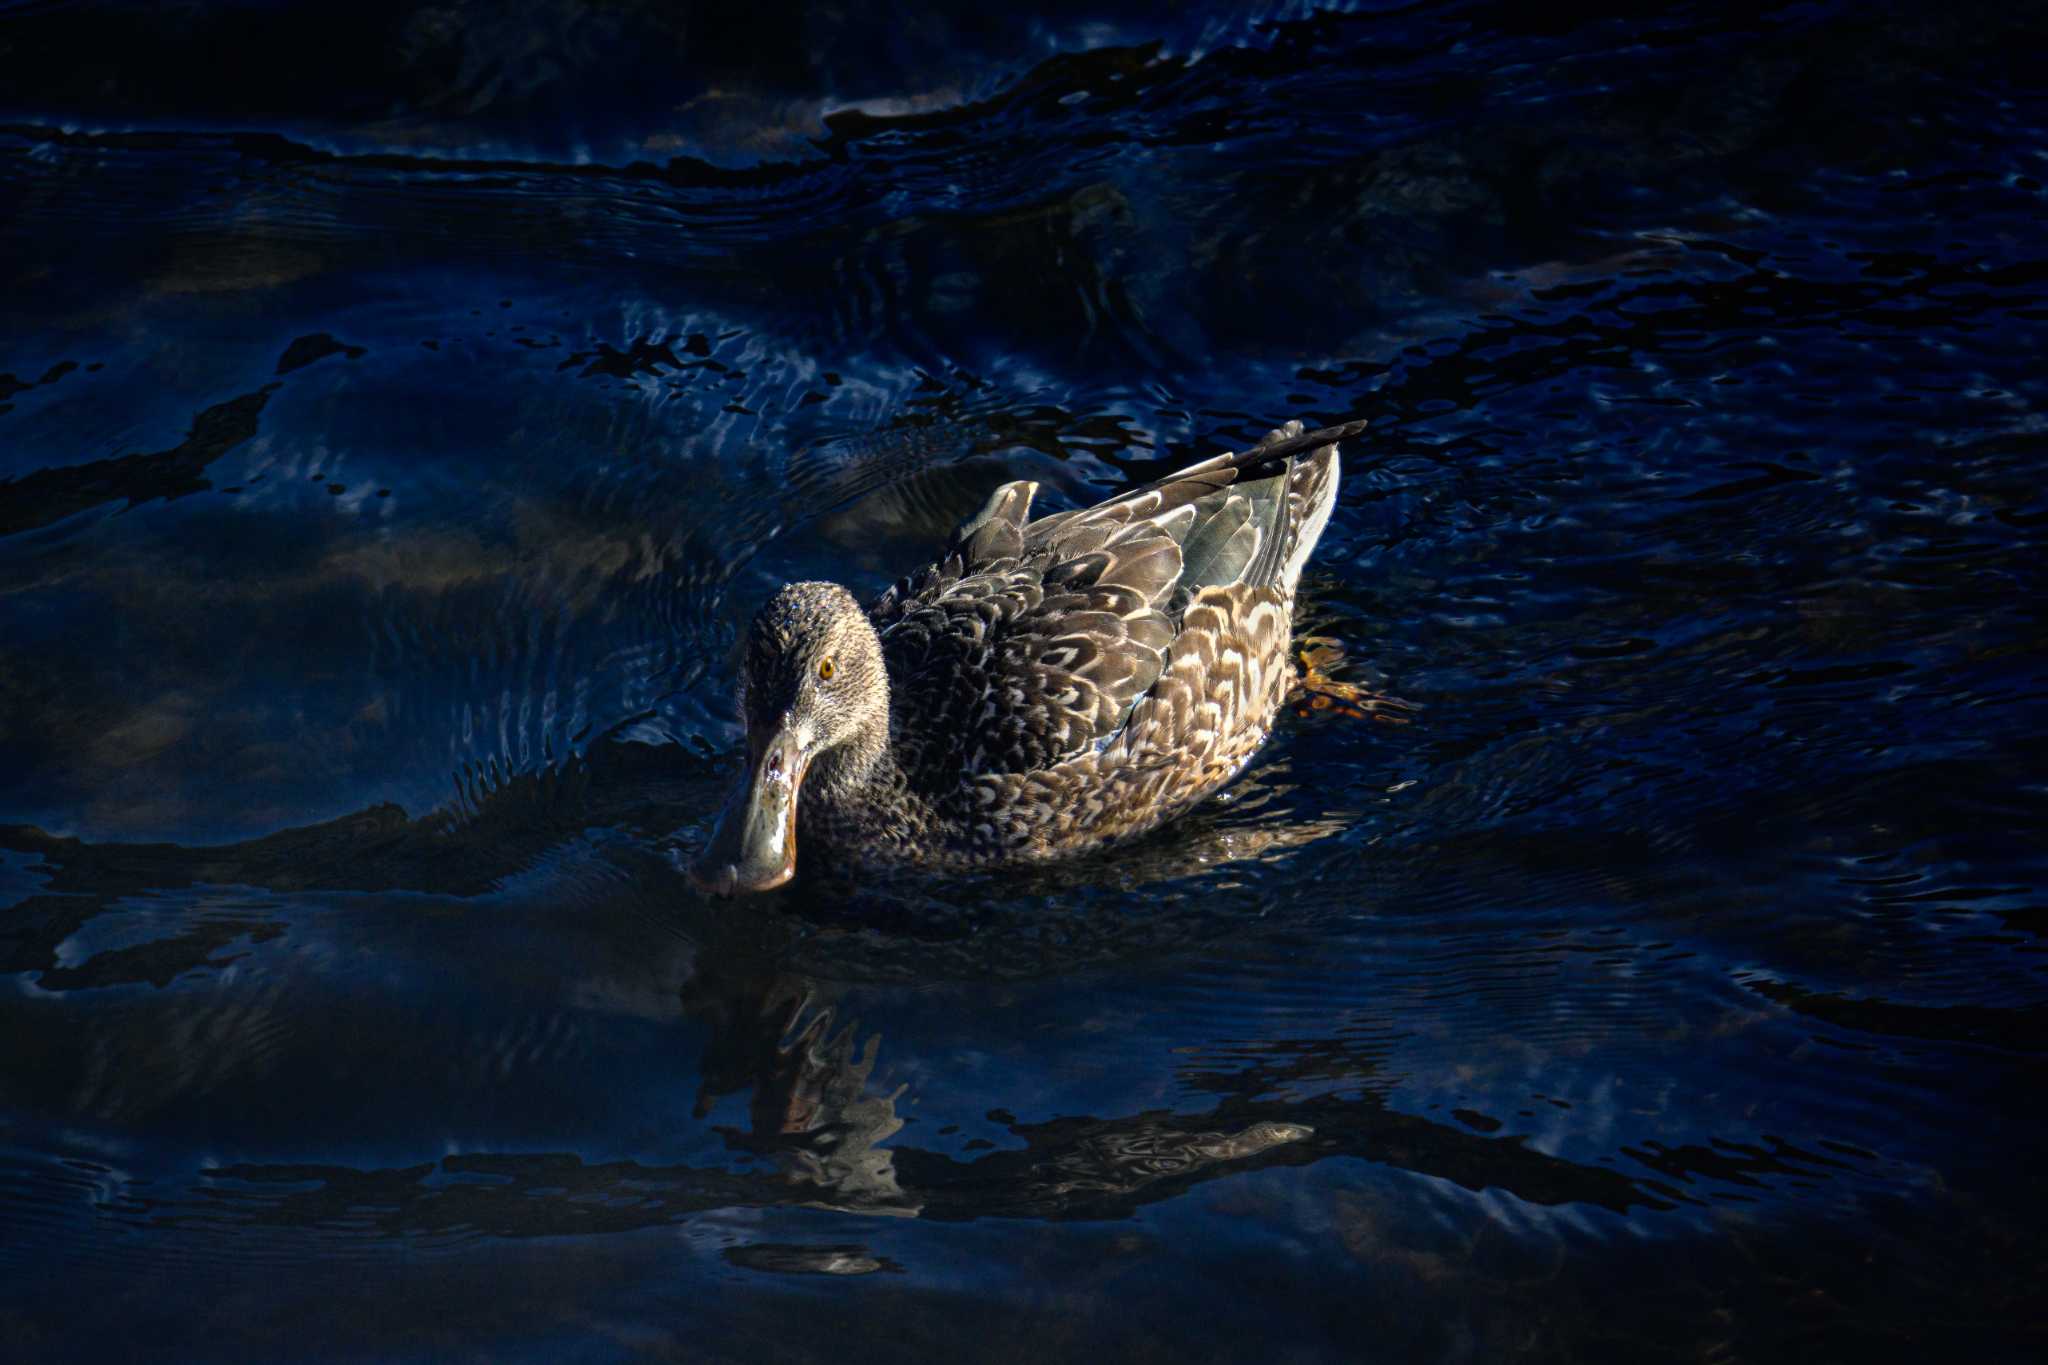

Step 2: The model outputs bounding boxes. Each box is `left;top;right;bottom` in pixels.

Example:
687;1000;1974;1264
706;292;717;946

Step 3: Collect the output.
675;965;1362;1224
681;968;919;1217
670;961;1661;1228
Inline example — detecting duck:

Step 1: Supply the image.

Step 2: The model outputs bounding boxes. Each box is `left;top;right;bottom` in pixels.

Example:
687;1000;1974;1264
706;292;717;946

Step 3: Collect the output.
689;418;1365;895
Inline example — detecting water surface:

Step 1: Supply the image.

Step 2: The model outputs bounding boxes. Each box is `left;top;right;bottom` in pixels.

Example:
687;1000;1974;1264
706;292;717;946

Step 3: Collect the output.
3;2;2047;1360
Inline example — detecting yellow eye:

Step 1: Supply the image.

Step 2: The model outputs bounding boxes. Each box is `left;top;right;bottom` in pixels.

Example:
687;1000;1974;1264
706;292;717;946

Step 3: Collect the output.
818;658;835;681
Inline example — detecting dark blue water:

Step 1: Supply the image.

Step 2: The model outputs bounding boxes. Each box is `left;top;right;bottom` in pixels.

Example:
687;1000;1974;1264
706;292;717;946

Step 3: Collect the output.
4;2;2047;1359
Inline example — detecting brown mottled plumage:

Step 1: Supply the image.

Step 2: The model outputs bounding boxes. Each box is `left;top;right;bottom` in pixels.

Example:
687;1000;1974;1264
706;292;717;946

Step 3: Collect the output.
690;419;1361;894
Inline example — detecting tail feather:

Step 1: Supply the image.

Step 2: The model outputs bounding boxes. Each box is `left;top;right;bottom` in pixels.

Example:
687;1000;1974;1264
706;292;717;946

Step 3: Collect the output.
1241;421;1345;594
1278;444;1340;594
1019;417;1356;595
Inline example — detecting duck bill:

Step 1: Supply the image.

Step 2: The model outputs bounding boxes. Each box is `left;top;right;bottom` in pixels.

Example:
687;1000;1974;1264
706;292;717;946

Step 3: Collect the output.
691;725;811;896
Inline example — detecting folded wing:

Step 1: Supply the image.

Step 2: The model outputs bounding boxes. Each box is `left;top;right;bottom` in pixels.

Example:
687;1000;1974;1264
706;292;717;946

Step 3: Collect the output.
870;420;1359;789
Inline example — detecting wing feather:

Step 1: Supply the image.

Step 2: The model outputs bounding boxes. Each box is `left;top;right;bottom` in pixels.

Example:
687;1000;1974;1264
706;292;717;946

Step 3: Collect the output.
872;421;1361;788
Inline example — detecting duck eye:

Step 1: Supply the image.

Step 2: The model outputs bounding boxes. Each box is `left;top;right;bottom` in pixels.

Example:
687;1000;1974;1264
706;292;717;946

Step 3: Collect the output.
818;658;835;681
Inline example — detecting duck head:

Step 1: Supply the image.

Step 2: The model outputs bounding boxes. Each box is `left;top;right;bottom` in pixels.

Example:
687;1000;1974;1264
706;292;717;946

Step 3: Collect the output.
691;581;890;896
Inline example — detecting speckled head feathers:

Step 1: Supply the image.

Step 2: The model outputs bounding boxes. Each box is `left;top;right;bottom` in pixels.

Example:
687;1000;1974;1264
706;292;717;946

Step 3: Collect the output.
740;581;889;769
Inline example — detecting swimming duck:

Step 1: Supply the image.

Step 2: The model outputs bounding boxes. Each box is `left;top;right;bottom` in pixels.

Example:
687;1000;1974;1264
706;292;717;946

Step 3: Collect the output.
690;418;1364;895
